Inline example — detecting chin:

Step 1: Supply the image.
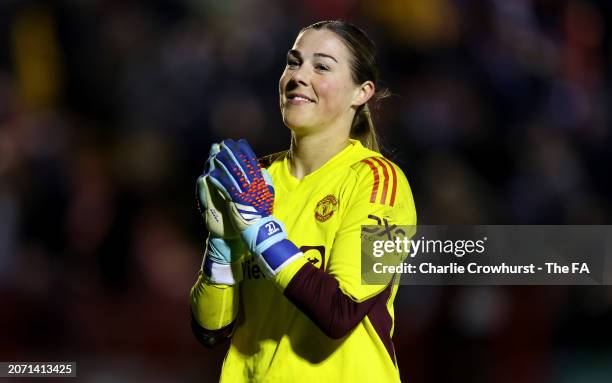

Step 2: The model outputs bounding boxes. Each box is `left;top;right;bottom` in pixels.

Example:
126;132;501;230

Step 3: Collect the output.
282;113;314;133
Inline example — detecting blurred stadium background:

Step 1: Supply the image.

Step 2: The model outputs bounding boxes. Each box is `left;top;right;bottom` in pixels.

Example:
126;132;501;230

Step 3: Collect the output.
1;0;611;382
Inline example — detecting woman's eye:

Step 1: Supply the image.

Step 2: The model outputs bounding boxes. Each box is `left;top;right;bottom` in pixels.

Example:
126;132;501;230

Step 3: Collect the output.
287;60;300;67
315;64;329;71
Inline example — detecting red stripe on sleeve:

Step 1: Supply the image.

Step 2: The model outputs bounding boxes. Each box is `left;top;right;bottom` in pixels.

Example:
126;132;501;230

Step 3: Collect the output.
361;159;379;203
380;158;397;207
371;157;389;205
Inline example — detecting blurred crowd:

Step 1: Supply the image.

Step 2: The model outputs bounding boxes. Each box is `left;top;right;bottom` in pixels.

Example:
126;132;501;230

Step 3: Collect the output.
1;0;611;382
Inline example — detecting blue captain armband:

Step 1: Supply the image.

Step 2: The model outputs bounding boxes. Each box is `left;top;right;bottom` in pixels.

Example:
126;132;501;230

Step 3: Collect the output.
241;216;303;277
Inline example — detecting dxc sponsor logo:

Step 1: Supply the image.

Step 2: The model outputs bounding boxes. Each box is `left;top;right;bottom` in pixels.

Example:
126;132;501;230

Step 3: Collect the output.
363;214;406;240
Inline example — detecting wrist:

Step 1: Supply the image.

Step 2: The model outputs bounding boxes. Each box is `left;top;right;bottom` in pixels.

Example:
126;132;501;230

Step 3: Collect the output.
203;237;245;285
241;216;285;255
241;216;303;278
207;237;244;264
202;258;243;285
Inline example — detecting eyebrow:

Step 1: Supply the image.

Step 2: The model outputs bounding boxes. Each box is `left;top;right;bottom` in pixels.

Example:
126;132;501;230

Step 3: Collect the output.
288;49;338;63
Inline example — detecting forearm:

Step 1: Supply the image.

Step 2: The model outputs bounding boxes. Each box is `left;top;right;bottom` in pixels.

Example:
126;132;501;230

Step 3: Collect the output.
191;270;239;329
274;254;384;339
190;271;239;348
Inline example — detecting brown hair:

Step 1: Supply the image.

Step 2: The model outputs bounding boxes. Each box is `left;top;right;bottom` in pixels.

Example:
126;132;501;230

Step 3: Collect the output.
302;20;388;152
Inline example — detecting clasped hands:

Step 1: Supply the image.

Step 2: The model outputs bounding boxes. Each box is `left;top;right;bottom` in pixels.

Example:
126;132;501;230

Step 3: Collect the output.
196;139;301;284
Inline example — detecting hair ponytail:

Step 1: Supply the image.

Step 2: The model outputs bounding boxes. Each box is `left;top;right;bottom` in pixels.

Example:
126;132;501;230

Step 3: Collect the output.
350;88;390;152
351;104;378;152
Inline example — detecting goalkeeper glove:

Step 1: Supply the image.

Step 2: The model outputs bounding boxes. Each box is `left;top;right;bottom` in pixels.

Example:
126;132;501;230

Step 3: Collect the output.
209;139;302;278
196;143;245;284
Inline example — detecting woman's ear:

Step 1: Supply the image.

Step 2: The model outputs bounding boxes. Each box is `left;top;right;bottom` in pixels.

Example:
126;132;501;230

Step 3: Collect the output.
352;81;375;107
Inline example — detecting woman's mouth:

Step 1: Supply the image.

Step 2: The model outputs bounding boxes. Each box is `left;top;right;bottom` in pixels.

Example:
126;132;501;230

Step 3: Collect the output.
287;93;314;105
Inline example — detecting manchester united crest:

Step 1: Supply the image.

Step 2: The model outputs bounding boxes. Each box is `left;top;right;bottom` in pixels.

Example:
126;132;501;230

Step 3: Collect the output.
315;195;338;222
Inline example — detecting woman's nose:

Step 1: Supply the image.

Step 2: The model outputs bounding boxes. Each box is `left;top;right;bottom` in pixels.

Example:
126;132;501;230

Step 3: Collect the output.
290;65;309;86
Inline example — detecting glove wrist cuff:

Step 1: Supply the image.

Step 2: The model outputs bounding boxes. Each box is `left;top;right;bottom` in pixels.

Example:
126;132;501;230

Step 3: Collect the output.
241;216;302;278
207;237;244;262
203;257;243;285
203;237;244;284
241;216;286;253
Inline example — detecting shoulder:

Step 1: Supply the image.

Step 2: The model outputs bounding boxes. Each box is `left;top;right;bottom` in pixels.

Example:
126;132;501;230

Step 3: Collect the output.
349;155;411;205
350;155;407;181
346;142;409;187
346;153;416;224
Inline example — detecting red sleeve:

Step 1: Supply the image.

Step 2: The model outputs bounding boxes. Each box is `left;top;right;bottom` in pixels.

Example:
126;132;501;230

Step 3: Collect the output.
283;262;393;339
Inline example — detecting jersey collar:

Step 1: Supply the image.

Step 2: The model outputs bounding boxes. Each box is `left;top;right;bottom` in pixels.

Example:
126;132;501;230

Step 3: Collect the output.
280;139;363;190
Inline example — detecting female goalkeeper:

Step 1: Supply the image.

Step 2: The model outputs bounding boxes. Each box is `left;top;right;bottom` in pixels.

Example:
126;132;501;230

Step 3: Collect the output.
190;20;416;382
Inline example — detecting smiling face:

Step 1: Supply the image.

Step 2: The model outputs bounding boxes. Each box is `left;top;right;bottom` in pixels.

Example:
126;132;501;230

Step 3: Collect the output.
279;29;365;136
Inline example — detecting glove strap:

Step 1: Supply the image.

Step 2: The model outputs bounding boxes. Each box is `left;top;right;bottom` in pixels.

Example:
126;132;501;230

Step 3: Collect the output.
242;216;302;278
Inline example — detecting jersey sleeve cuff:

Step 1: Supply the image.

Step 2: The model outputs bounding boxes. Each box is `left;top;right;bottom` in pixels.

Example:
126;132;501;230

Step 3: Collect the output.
273;256;309;291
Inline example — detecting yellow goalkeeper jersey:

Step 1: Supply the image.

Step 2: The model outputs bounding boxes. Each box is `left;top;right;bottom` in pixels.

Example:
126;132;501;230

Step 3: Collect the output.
204;139;416;382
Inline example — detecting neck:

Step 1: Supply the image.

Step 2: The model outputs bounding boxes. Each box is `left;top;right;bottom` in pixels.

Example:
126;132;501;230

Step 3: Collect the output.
288;129;350;180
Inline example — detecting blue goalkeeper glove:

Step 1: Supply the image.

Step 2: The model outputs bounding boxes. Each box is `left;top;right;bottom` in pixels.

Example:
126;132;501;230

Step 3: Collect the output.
208;139;302;278
196;143;245;284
